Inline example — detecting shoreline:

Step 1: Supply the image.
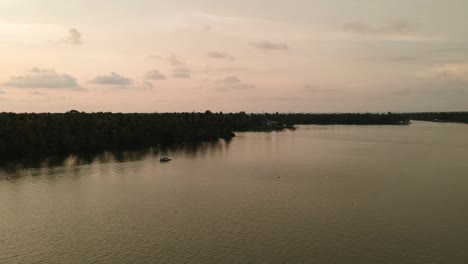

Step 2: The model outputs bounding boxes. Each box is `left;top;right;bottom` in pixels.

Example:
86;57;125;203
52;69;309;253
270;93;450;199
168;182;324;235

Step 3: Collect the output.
3;111;465;160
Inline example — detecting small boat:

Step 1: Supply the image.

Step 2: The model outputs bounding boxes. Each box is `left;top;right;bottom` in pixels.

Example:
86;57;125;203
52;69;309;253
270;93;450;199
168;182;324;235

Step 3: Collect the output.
160;157;172;162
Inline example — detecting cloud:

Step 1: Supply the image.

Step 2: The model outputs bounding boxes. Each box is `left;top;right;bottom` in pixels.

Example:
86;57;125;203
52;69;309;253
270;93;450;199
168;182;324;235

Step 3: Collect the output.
366;46;468;64
343;21;411;35
416;63;468;85
218;76;241;84
171;67;191;79
201;65;244;74
144;70;167;80
390;65;468;105
371;55;423;63
90;72;133;85
162;54;192;78
141;81;154;91
304;85;321;92
168;55;185;66
391;79;468;99
62;28;82;45
206;51;234;60
4;68;80;89
30;91;48;96
215;76;255;91
250;41;288;50
304;85;336;92
428;63;468;81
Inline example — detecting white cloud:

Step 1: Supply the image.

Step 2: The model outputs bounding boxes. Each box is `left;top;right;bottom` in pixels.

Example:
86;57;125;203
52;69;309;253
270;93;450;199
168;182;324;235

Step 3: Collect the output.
168;55;185;66
145;70;167;80
4;68;80;89
215;76;255;91
90;72;133;85
62;28;82;45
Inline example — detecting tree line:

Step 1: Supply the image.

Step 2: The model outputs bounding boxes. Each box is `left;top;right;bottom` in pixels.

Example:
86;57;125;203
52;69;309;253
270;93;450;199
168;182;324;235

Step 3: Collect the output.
407;112;468;124
0;111;410;159
263;112;410;125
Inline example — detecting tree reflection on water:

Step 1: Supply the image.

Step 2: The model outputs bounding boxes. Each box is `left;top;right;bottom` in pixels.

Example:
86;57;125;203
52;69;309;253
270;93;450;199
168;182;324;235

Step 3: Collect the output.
0;139;230;180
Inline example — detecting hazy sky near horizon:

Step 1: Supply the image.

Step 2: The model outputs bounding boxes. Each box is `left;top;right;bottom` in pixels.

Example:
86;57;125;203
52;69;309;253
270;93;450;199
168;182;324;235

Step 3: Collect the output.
1;0;468;112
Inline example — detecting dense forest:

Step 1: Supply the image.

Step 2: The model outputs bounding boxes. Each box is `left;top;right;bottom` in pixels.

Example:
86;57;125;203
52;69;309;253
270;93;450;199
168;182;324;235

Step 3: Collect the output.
0;111;410;159
408;112;468;124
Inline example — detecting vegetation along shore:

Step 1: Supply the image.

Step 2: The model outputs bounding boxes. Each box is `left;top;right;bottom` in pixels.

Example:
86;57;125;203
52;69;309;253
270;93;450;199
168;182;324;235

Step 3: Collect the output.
1;111;465;160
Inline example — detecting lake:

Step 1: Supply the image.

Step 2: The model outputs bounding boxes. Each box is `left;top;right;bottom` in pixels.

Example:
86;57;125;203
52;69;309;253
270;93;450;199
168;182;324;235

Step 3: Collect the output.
1;121;468;264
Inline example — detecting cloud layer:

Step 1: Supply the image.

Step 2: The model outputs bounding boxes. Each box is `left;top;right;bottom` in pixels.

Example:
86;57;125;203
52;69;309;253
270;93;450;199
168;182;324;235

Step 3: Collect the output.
4;68;80;89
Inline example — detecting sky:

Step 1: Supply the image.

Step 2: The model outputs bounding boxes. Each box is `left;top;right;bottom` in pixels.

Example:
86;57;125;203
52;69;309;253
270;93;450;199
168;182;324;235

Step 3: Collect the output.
1;0;468;113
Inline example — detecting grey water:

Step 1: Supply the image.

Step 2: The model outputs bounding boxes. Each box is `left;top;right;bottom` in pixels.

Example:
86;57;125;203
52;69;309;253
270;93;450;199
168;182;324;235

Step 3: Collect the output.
1;121;468;264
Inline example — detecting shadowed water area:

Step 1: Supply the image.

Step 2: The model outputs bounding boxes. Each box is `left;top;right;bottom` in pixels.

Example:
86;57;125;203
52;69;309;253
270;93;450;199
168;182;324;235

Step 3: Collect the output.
1;121;468;264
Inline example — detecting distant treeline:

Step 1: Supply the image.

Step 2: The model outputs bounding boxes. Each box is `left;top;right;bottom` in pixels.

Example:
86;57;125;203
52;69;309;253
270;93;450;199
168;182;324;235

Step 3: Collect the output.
0;111;409;159
408;112;468;124
264;112;410;125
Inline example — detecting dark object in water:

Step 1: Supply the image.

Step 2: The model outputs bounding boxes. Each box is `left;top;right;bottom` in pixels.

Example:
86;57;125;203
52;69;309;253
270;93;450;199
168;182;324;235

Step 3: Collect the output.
160;157;172;162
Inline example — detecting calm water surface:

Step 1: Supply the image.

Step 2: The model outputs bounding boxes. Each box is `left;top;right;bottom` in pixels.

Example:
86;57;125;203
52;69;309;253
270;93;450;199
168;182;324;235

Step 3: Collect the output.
1;121;468;264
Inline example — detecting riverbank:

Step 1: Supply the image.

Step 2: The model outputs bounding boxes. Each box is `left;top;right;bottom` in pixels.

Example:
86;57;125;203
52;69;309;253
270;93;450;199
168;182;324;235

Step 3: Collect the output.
0;111;411;160
408;112;468;124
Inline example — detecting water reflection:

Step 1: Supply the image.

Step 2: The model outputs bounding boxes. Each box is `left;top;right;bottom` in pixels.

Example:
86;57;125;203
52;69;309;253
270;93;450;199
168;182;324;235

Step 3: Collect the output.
0;139;230;180
2;123;468;264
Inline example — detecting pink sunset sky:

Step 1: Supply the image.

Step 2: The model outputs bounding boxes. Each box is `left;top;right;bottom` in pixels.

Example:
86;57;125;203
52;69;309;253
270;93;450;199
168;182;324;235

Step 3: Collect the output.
1;0;467;113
